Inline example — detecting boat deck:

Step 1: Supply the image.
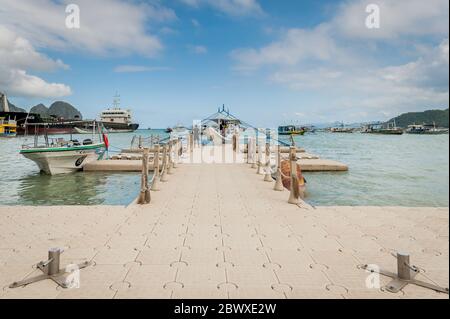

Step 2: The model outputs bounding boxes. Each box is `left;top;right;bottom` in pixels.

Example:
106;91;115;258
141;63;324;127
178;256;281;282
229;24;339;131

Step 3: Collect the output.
0;161;447;299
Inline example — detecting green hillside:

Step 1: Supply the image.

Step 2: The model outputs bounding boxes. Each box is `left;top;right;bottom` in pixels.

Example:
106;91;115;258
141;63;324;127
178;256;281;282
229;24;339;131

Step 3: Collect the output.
389;108;449;128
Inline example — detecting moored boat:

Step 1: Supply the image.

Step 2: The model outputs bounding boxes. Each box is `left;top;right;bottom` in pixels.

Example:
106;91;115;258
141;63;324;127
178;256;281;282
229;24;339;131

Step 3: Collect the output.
278;125;306;136
0;116;17;137
20;123;108;175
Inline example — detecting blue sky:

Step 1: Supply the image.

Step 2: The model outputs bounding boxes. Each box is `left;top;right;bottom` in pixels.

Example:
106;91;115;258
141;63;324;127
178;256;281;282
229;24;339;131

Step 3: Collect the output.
1;0;448;128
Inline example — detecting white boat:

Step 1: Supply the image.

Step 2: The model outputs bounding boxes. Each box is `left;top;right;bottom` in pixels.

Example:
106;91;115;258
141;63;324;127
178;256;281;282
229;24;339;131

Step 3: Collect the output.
74;126;134;134
20;122;108;175
21;140;106;175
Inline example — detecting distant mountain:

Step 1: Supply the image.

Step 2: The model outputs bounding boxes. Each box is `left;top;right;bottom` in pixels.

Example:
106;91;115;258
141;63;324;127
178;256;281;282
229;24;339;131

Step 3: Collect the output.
30;104;50;118
389;108;449;128
0;99;26;113
48;101;82;120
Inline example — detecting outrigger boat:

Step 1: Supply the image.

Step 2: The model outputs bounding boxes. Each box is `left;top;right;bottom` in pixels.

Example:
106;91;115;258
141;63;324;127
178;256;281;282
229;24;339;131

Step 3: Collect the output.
278;125;306;136
20;121;108;175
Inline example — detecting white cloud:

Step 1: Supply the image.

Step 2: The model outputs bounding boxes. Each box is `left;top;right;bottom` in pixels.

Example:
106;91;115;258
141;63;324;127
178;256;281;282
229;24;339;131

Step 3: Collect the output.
0;26;71;98
179;0;263;16
0;0;176;57
188;45;208;54
114;65;171;73
231;0;449;121
0;68;72;98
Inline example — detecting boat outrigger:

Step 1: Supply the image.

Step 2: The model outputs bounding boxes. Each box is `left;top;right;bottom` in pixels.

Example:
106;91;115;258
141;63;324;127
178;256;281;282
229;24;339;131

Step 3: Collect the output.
20;121;108;175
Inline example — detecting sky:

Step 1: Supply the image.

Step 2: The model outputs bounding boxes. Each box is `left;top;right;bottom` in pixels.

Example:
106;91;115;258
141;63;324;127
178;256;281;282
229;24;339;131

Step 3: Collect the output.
0;0;448;128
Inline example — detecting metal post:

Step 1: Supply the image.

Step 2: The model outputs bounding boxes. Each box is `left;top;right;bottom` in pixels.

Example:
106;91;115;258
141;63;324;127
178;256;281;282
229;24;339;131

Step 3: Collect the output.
288;146;300;204
264;142;272;182
138;136;142;149
151;144;160;191
397;252;411;280
48;248;62;276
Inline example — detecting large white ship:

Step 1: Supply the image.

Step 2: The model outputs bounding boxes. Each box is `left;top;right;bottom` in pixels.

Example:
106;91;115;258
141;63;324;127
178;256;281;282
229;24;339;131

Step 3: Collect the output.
75;95;139;133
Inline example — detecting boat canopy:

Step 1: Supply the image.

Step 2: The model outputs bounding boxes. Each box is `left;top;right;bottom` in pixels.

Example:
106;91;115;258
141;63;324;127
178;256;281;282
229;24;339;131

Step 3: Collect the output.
201;105;243;127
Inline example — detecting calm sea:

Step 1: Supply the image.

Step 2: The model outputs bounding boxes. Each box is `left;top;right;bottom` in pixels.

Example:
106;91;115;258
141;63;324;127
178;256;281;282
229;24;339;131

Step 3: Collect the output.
0;130;448;207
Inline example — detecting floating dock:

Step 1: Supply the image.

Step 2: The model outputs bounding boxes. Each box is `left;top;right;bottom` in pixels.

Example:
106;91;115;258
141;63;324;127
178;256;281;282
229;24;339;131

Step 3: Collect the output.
0;148;447;299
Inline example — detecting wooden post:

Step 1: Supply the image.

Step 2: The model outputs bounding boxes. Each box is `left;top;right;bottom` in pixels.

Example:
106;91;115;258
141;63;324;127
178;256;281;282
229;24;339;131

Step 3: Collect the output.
138;136;143;149
160;145;169;182
151;144;160;191
173;140;178;169
264;142;272;182
274;144;284;191
137;148;151;204
247;137;252;165
256;139;263;174
288;146;300;204
189;132;194;152
167;141;174;175
251;137;257;169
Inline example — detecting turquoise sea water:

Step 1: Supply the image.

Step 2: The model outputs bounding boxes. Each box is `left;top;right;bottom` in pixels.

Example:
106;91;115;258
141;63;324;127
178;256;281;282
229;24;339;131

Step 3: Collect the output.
0;130;448;207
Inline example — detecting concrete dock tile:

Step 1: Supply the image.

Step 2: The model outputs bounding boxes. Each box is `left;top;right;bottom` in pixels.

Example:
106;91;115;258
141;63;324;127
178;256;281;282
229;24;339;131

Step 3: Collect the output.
228;285;285;299
182;248;223;266
125;265;177;287
177;265;226;286
171;285;228;299
226;266;278;287
2;275;59;299
276;265;330;289
224;249;268;267
401;284;449;299
56;285;116;299
94;248;140;265
137;248;181;265
267;249;314;270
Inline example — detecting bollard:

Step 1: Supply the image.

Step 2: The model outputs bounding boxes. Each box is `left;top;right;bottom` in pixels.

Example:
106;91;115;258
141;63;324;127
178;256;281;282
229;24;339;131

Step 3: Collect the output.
288;146;300;204
397;252;412;280
264;142;272;182
151;144;161;191
48;248;62;276
9;248;91;289
160;145;169;182
274;145;284;191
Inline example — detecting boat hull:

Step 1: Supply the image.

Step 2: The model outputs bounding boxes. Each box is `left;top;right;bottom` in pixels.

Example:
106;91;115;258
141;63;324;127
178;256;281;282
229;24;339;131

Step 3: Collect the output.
21;144;105;175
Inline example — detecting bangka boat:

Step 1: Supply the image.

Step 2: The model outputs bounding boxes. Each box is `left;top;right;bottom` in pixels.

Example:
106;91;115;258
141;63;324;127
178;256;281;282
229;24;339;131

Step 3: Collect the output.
406;123;449;135
20;122;107;175
278;125;306;136
0;116;17;137
361;121;404;135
